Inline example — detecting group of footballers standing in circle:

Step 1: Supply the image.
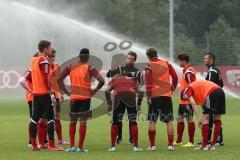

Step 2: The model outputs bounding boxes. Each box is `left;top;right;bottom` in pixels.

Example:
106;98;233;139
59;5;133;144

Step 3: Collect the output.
20;40;225;152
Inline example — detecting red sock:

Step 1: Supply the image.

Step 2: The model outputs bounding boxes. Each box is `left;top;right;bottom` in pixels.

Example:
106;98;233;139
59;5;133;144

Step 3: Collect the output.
78;125;87;149
111;124;118;147
37;122;45;145
55;119;62;141
211;120;221;146
44;123;48;142
188;122;195;144
202;124;209;147
168;134;174;146
30;137;37;147
148;130;156;147
49;140;55;147
69;123;76;148
176;122;184;143
131;124;138;147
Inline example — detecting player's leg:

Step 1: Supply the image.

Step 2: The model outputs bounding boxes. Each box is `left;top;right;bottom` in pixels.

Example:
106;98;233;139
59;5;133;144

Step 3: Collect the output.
183;104;195;147
36;95;50;149
41;95;64;151
47;107;55;148
108;97;124;152
28;101;33;146
147;98;158;151
117;104;125;144
147;122;156;151
54;98;69;144
29;97;41;150
54;99;62;142
128;120;133;144
28;101;33;118
195;113;210;150
116;121;122;144
210;89;225;148
66;101;78;152
127;103;142;152
37;95;49;148
166;121;174;151
37;117;48;148
210;114;222;148
159;97;174;151
208;113;214;143
77;99;91;152
216;89;225;146
217;126;224;145
175;105;185;145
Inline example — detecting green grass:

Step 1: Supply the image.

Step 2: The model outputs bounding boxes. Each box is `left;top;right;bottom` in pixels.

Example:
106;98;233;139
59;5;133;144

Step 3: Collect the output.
0;98;239;160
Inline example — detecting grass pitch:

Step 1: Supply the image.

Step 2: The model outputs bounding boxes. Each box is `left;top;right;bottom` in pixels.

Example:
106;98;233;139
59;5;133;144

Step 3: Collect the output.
0;98;239;160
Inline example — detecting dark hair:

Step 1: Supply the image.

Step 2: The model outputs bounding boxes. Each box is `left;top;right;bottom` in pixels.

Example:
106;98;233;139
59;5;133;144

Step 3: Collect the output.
51;49;56;54
79;48;90;61
177;53;190;63
146;48;158;58
206;52;216;62
38;40;51;52
128;51;137;60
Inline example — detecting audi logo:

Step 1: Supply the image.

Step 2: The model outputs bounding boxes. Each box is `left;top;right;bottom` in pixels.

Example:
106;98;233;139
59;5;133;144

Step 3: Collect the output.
0;70;21;89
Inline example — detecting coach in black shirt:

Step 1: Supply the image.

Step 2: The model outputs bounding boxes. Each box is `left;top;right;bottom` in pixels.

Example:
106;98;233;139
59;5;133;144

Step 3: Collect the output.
203;52;224;146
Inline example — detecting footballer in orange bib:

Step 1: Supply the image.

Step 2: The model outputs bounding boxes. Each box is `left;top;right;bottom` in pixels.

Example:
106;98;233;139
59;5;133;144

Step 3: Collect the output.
175;53;196;147
29;40;64;151
181;80;225;150
48;49;69;145
145;48;178;151
58;48;104;152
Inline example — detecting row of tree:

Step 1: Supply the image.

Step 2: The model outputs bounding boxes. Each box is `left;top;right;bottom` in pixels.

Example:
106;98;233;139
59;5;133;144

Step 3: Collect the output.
20;0;240;65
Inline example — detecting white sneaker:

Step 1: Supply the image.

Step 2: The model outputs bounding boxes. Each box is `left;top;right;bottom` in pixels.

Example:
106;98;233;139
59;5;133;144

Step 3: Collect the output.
202;145;210;151
76;148;88;152
133;147;143;152
108;147;116;152
146;146;157;151
194;145;209;151
168;145;174;151
209;145;216;150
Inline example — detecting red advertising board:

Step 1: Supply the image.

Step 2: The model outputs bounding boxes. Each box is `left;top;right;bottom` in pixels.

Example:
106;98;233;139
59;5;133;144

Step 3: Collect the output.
0;66;240;96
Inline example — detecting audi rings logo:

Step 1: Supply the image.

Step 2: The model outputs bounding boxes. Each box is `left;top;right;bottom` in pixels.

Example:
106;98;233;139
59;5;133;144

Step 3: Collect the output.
0;70;21;89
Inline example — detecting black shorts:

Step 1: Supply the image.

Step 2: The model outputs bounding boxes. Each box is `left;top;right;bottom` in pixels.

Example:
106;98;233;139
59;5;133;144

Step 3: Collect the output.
147;96;174;123
28;101;33;118
70;99;91;117
203;88;226;115
178;104;193;118
112;94;137;124
32;94;51;120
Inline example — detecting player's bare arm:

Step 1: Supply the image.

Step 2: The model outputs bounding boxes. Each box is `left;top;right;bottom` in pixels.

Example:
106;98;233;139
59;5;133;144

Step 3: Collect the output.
188;96;201;126
105;83;113;113
57;66;71;96
90;67;105;96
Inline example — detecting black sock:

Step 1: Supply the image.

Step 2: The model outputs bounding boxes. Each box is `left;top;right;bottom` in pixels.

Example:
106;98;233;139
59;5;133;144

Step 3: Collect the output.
219;127;223;142
48;120;55;141
118;123;122;140
208;114;214;142
29;121;37;139
129;123;132;142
